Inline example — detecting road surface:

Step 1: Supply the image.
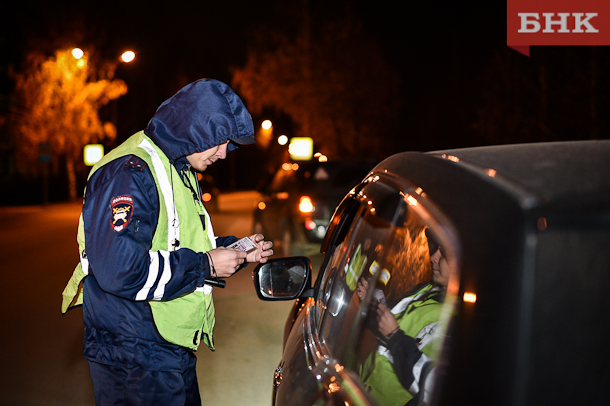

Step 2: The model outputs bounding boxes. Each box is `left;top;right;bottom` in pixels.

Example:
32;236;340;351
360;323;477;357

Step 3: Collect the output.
0;191;322;405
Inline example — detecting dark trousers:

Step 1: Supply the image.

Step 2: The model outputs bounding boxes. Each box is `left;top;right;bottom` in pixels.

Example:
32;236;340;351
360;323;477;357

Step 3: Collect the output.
88;356;201;406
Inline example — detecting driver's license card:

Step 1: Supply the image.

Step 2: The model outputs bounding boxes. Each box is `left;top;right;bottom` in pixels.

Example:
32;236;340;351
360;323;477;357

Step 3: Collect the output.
228;237;257;252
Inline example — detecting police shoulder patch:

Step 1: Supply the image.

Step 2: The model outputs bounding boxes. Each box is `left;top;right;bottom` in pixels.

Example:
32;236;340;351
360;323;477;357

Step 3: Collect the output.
124;155;147;171
111;196;134;232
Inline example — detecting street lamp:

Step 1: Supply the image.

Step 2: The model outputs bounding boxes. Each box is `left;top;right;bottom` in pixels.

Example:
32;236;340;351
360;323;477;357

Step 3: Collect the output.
72;48;84;59
314;152;328;162
258;120;273;148
70;48;87;68
261;120;272;130
120;51;136;63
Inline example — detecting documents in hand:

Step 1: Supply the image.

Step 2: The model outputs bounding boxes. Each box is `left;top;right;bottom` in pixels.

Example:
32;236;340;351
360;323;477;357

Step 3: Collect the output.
227;236;257;252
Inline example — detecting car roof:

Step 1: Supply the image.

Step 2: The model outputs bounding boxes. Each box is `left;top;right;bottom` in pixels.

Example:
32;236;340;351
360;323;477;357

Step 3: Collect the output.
430;140;610;209
374;140;610;212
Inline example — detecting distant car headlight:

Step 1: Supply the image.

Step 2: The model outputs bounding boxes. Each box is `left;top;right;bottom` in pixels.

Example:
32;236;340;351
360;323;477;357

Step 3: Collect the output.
305;219;326;238
299;196;314;213
314;225;326;239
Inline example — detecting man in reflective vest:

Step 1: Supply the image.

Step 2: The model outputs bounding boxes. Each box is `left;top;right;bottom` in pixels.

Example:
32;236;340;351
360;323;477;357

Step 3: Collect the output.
61;79;273;406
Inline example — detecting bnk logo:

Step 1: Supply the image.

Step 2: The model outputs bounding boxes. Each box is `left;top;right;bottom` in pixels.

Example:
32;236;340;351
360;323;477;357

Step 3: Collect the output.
507;0;610;55
517;13;598;33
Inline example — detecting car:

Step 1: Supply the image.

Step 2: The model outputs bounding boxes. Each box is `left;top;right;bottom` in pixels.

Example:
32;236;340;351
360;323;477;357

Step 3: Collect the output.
252;160;375;256
252;140;610;406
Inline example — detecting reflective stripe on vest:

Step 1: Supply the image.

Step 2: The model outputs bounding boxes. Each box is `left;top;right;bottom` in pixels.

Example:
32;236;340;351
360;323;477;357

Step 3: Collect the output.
359;284;442;406
138;138;179;252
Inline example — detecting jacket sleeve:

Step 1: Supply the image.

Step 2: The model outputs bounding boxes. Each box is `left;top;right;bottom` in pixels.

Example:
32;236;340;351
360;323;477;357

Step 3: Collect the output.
83;157;212;302
215;236;250;272
386;330;436;400
216;236;238;247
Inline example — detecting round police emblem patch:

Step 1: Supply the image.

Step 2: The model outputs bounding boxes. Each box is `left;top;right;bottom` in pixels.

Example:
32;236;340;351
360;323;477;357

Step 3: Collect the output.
111;196;134;232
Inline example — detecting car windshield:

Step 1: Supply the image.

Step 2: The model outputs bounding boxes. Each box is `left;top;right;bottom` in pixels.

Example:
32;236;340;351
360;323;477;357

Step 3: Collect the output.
315;178;459;406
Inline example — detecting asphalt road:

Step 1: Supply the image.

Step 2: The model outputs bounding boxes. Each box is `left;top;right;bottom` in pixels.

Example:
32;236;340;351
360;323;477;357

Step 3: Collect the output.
0;191;318;406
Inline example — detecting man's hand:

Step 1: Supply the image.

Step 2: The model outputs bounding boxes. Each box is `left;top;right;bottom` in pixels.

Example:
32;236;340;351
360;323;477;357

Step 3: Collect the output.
246;233;274;264
374;301;400;340
207;247;247;278
357;277;369;300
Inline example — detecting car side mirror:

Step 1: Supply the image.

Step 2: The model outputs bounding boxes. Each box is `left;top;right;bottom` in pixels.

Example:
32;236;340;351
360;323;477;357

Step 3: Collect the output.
252;257;313;301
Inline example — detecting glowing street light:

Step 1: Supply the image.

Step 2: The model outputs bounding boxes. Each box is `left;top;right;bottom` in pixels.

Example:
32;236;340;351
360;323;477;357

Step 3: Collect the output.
261;120;272;130
257;120;274;148
71;48;87;68
72;48;84;59
314;152;328;162
120;51;136;63
278;135;288;145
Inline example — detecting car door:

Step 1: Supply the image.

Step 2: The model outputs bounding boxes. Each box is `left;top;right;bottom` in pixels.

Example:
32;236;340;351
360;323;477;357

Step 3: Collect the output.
275;173;462;406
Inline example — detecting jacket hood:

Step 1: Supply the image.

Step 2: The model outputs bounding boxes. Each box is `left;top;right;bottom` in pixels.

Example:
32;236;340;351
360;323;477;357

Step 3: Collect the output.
144;78;255;162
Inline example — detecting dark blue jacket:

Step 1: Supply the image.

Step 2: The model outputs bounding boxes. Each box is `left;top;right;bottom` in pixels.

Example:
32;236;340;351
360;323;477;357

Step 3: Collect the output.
81;79;254;372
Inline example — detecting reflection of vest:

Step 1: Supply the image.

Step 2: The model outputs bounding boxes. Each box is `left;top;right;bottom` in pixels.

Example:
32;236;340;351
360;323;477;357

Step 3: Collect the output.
345;243;367;291
61;131;216;351
360;283;442;406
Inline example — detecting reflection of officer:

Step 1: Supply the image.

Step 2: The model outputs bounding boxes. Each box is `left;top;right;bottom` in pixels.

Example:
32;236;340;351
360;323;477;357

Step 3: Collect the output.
359;228;448;406
346;238;372;291
287;265;306;286
345;243;364;291
276;265;303;292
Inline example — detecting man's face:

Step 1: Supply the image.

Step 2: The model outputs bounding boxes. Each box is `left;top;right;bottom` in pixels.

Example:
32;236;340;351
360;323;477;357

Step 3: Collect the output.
186;141;228;172
430;247;450;287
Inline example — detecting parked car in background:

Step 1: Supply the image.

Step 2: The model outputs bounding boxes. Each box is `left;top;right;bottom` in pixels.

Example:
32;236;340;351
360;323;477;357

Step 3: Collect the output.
253;160;375;255
253;141;610;406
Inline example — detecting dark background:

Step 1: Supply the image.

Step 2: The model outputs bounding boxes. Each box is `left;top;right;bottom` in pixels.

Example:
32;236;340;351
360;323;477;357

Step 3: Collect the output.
1;0;608;203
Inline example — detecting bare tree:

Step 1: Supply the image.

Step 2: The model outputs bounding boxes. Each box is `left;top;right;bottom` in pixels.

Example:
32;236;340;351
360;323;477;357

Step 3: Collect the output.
231;14;401;160
12;49;127;200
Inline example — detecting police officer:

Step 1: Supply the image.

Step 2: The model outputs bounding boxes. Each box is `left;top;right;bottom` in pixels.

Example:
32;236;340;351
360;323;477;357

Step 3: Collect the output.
62;79;273;405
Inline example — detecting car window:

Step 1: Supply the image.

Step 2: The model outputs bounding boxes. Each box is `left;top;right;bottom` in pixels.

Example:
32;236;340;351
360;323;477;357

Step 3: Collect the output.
315;177;460;406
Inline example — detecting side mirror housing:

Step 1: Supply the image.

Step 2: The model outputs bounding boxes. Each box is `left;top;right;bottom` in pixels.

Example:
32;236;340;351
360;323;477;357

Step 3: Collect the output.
252;257;313;301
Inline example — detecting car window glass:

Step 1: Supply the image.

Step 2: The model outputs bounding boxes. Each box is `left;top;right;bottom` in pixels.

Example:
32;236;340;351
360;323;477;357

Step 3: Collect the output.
315;238;347;323
314;180;459;406
317;205;394;357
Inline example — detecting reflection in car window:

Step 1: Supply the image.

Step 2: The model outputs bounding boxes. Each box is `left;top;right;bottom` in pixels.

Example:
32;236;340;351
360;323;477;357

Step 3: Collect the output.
317;205;391;357
314;180;458;406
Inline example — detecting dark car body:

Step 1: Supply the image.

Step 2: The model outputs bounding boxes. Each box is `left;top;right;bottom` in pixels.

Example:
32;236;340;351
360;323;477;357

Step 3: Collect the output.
253;141;610;406
253;161;375;255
